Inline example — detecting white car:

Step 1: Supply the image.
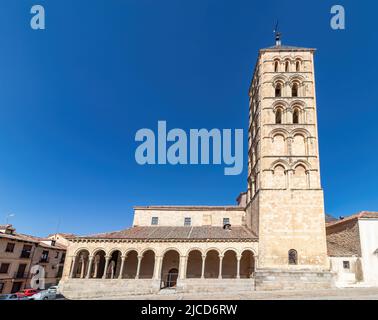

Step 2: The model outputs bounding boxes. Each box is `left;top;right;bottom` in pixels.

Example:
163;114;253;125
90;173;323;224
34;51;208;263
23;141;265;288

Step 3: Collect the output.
28;289;56;300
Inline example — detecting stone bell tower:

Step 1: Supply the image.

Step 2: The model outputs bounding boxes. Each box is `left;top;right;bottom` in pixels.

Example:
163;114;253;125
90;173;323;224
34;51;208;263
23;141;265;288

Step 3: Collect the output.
246;35;331;288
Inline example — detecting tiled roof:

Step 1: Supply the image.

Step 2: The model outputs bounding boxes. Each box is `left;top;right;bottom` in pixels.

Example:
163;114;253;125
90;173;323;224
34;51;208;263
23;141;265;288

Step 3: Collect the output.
327;240;358;257
0;231;67;249
133;206;244;211
326;211;378;227
77;226;258;241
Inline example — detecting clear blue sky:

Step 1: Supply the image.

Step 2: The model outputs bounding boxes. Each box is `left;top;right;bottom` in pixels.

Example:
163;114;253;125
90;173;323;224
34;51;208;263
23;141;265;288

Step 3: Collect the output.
0;0;376;236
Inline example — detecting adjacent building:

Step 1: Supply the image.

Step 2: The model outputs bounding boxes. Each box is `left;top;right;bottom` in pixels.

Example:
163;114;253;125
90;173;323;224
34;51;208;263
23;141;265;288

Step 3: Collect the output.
0;225;70;294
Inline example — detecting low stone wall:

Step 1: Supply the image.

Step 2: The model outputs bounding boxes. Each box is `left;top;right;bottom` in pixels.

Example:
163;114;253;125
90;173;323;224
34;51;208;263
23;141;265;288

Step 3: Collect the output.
59;279;161;299
177;279;255;294
255;269;335;291
59;278;256;299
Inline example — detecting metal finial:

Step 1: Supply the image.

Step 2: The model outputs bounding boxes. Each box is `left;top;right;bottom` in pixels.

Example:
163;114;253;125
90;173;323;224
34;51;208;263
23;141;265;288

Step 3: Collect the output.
273;21;281;47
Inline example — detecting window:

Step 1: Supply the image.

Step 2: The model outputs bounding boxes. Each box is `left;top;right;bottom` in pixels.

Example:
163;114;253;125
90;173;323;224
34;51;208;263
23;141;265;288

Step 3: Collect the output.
55;251;59;258
296;61;301;72
0;263;10;274
293;109;300;124
288;249;298;265
343;261;350;270
40;250;49;263
292;83;298;97
5;243;15;253
20;245;32;258
151;217;159;225
0;282;4;293
275;83;282;97
275;109;283;124
285;61;289;72
223;218;230;226
184;217;191;226
274;61;279;72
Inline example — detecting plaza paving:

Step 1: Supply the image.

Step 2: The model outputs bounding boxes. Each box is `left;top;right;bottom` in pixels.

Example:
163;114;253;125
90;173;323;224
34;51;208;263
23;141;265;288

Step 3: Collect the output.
96;287;378;300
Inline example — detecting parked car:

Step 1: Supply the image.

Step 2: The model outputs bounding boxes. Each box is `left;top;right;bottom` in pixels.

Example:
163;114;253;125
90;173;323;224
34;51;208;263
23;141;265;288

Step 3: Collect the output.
0;294;29;300
47;286;59;293
16;289;39;297
28;289;56;300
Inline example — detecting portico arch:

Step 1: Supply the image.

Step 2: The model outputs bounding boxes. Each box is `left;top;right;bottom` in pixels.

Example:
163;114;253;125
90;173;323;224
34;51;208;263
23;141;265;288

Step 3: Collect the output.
204;250;220;278
122;250;138;279
222;250;238;278
72;249;90;279
161;250;180;288
91;249;106;279
186;249;202;278
139;250;155;279
240;250;255;278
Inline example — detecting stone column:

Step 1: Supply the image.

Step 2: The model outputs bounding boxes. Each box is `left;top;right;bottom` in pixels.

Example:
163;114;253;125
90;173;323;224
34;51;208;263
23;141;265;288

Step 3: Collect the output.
102;256;111;279
236;255;241;279
218;255;223;279
135;255;143;279
179;256;187;280
153;256;162;280
118;255;126;279
86;256;94;279
69;256;76;279
201;255;206;279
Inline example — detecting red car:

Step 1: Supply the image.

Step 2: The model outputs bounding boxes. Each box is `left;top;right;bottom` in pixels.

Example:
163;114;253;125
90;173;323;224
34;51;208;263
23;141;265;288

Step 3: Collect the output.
16;289;39;298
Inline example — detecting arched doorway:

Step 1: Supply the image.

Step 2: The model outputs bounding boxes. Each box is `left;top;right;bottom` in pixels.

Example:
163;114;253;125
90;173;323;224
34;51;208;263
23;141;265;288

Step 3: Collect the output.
204;250;219;278
122;250;138;279
186;250;202;278
161;250;180;288
139;250;155;279
222;250;237;279
240;250;255;278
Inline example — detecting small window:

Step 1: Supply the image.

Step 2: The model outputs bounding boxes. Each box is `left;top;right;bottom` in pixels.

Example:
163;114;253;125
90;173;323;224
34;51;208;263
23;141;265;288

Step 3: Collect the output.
151;217;159;225
275;84;282;97
288;249;298;265
274;61;279;72
285;61;289;72
343;261;350;270
292;83;298;97
223;218;230;226
5;243;15;253
20;245;32;258
0;282;4;293
184;217;191;226
275;109;282;124
293;109;300;124
296;61;301;72
55;251;59;258
0;263;10;274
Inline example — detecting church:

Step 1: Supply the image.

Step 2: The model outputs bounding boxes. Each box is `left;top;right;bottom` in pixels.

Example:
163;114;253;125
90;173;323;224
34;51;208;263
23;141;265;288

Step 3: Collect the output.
59;37;377;299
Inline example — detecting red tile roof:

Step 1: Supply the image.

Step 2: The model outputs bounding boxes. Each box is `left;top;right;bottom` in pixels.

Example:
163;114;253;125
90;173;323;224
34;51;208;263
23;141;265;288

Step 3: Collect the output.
326;211;378;227
76;226;258;241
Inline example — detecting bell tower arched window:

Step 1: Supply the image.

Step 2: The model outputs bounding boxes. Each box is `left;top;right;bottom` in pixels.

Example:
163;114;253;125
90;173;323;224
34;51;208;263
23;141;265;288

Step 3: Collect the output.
285;61;289;72
275;109;283;124
293;108;300;124
292;83;298;97
288;249;298;265
274;61;279;72
296;61;301;72
275;83;282;97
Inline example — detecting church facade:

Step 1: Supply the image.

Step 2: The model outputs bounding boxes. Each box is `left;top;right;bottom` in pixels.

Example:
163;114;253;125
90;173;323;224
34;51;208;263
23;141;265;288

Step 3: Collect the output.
59;41;336;298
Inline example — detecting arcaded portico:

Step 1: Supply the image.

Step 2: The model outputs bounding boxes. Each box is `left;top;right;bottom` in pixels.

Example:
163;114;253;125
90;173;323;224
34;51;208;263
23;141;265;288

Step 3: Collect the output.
59;219;258;298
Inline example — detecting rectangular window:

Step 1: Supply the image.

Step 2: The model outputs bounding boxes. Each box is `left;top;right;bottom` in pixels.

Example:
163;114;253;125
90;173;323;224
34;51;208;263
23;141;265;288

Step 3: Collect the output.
0;282;4;293
0;263;10;274
40;250;49;263
343;261;350;270
5;243;15;253
184;217;191;226
223;218;230;225
55;251;59;258
151;217;159;225
20;245;32;258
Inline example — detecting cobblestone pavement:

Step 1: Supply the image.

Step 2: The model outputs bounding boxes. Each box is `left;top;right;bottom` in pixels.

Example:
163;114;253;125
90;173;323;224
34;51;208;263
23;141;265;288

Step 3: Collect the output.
97;287;378;300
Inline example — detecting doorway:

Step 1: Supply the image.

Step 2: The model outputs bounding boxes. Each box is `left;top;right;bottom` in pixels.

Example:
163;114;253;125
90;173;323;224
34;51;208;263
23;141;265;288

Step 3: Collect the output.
166;268;178;288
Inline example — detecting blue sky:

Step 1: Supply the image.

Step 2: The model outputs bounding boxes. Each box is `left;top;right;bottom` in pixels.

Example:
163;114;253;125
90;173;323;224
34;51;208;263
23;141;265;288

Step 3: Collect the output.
0;0;376;236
